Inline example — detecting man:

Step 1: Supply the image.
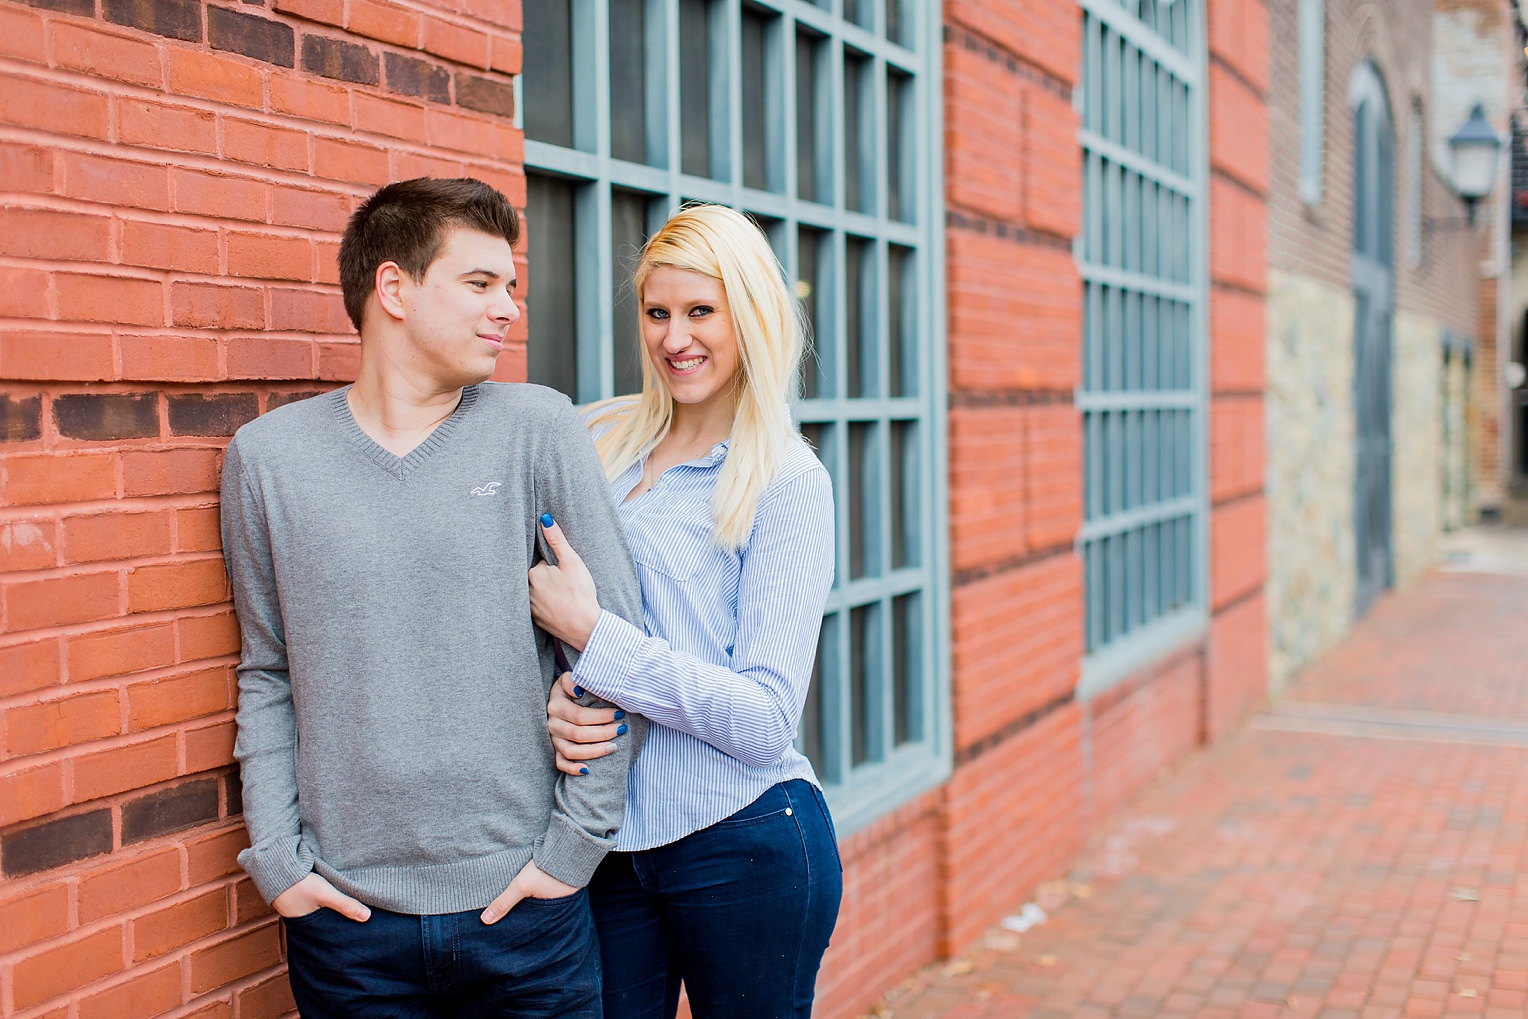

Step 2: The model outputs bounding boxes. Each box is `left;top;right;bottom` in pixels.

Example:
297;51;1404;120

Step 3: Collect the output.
221;177;642;1017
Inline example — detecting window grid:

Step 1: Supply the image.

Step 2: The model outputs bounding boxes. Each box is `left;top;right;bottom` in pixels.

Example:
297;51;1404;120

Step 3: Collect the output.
521;0;948;833
1077;0;1208;696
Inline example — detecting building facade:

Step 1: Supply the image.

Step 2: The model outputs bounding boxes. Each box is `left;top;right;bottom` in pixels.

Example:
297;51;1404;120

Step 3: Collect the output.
0;0;1275;1016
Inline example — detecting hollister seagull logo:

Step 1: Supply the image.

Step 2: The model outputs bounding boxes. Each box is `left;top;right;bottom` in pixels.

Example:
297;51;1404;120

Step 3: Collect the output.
471;482;503;496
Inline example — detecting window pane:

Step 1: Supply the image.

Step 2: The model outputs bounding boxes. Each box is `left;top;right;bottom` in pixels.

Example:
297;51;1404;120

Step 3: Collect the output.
801;619;828;778
798;226;830;399
609;0;648;164
844;49;872;213
523;0;574;147
796;30;827;203
680;0;714;177
887;245;913;397
741;7;772;190
848;421;879;579
611;189;652;396
526;174;579;397
886;0;909;45
890;419;918;568
887;68;913;222
845;236;875;398
892;592;921;744
849;602;880;766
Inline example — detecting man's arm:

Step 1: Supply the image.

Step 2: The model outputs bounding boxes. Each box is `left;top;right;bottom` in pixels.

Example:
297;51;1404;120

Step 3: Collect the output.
221;437;314;903
528;398;646;889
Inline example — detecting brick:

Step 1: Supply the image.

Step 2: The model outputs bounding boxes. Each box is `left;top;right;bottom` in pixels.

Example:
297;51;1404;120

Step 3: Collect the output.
454;72;516;118
1;809;114;879
75;734;181;802
185;825;248;885
231;875;270;924
225;770;242;815
349;0;421;48
1;394;43;443
314;135;391;185
266;389;327;411
53;393;161;442
0;451;116;506
1210;395;1264;503
104;0;203;42
0;4;47;63
227;336;316;379
1210;287;1265;392
172;168;269;222
0;331;116;383
0;639;60;699
208;5;295;67
128;667;231;731
122;777;221;844
227;230;313;281
945;0;1078;87
238;972;297;1019
423;16;489;68
0;77;110;139
183;1000;233;1019
52;22;163;88
119;99;218;155
0;143;53;193
949;406;1027;572
63;511;174;566
944;42;1023;222
460;0;520;30
184;718;236;772
189;922;281;994
0;520;54;578
1210;495;1265;608
171;281;266;330
78;962;183;1019
68;620;176;682
317;338;361;379
5;570;121;631
78;846;183;924
133;887;229;962
316;240;343;284
489;34;521;76
356;92;427;140
270;185;352;232
175;508;225;555
394;150;467;181
302;33;380;85
385;51;451;103
168;48;265;108
0;882;70;955
0;267;49;321
1209;62;1269;194
269;71;350;124
223;117;310;171
127;558;229;614
56;274;165;327
167;393;260;437
0;759;66;828
121;448;222;497
274;0;343;24
0;206;112;261
120;334;222;383
1210;175;1266;293
11;923;124;1009
6;687;121;756
1025;403;1083;550
269;287;351;334
121;220;221;274
1025;83;1081;237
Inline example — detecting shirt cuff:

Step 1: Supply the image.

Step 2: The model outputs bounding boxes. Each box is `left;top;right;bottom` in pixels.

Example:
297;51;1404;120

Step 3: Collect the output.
533;813;612;888
571;609;646;702
238;834;315;904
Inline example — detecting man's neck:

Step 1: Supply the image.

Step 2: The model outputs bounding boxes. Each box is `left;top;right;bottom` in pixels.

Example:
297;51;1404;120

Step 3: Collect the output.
347;348;466;458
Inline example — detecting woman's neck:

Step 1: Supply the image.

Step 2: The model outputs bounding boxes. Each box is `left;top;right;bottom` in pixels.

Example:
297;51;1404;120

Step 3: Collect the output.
665;398;734;452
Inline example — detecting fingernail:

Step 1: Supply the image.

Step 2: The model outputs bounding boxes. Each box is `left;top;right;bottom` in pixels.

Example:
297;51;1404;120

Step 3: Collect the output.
573;686;584;697
540;513;554;528
579;766;589;775
613;709;626;720
616;724;628;736
482;912;497;925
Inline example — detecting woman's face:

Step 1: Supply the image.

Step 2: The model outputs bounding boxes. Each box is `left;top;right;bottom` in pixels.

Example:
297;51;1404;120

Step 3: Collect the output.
640;267;741;416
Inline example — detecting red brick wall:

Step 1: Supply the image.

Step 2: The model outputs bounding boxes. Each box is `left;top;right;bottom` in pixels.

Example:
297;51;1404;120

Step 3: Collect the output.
0;0;524;1014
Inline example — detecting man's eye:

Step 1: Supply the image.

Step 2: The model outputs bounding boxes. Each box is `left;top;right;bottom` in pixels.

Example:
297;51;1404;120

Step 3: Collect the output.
469;281;489;289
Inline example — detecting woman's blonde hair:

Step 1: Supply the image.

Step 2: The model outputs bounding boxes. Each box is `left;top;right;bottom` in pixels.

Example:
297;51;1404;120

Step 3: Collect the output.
584;204;805;549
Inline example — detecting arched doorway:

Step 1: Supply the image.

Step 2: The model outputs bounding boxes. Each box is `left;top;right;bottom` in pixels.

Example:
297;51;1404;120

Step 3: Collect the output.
1350;63;1394;616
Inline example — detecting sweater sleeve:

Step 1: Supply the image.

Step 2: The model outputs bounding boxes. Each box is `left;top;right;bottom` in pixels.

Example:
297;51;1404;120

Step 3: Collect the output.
222;438;316;904
572;461;835;768
530;399;647;888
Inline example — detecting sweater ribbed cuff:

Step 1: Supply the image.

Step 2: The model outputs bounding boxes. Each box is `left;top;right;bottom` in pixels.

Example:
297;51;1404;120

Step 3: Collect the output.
239;835;315;904
533;813;611;888
571;610;645;703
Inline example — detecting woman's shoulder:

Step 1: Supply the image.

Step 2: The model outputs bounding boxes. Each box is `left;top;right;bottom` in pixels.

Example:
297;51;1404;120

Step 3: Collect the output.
580;395;642;441
760;435;831;505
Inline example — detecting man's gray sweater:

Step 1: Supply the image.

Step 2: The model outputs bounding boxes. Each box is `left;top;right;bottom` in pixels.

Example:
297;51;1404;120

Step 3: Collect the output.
220;383;644;914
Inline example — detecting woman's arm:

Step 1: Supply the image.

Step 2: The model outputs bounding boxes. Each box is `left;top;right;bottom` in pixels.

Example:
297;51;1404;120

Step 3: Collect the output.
571;463;835;769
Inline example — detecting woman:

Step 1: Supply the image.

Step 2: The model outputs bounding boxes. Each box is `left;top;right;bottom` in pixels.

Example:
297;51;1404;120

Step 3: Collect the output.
526;203;841;1019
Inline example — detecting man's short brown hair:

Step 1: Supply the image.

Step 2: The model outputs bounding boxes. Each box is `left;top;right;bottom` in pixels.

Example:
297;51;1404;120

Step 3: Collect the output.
338;177;521;331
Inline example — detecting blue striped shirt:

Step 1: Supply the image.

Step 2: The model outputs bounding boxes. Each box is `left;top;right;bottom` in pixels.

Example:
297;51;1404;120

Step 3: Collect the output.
571;433;835;851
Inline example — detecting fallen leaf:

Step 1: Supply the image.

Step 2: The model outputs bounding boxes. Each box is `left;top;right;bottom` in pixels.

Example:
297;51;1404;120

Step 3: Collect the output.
1454;888;1480;901
1458;989;1478;998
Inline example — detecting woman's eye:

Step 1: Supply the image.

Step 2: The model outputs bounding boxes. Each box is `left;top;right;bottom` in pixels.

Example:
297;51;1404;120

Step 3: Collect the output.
646;308;669;320
689;306;713;317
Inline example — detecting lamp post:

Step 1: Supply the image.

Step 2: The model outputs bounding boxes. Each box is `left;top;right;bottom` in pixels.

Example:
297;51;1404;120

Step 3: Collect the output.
1447;104;1503;224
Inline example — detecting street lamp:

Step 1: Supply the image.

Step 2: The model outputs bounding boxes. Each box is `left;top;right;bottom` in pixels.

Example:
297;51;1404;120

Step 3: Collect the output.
1447;104;1502;224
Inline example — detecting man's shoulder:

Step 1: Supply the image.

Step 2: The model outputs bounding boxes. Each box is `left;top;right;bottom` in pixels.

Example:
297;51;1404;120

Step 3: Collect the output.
475;381;575;418
230;390;337;456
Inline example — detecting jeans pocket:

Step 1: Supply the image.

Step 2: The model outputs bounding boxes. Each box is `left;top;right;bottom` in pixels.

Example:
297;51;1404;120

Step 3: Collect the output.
518;889;585;908
710;784;792;829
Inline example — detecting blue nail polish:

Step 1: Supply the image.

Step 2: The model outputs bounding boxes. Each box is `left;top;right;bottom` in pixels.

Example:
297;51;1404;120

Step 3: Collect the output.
616;724;628;736
540;513;554;528
613;710;626;720
573;685;585;697
579;766;589;775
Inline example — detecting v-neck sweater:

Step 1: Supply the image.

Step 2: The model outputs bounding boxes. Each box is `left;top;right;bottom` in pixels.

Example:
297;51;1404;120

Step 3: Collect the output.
220;384;645;913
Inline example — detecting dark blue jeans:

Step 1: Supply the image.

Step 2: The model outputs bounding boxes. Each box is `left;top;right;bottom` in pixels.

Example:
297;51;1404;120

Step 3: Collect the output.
282;889;601;1018
590;780;842;1019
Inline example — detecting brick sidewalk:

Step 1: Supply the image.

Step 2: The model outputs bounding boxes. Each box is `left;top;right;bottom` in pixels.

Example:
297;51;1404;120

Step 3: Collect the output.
873;566;1528;1019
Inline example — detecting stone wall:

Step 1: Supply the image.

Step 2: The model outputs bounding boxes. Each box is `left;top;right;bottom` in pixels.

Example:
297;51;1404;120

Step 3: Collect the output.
1392;309;1445;583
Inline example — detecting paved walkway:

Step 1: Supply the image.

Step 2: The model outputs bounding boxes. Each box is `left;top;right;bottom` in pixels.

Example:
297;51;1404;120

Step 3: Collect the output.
873;528;1528;1019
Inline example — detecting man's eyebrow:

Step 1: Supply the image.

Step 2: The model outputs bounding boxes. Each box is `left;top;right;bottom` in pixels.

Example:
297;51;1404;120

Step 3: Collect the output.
459;268;502;279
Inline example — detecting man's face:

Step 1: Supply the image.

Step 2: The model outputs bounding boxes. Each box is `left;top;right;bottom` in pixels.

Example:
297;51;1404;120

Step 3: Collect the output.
396;227;520;387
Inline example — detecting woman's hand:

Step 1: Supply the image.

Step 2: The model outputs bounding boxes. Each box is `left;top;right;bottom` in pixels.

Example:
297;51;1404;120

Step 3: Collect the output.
527;515;602;651
547;672;627;776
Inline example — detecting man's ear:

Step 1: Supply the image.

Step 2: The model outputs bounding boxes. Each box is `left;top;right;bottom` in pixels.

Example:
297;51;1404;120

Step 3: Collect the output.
374;261;407;322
